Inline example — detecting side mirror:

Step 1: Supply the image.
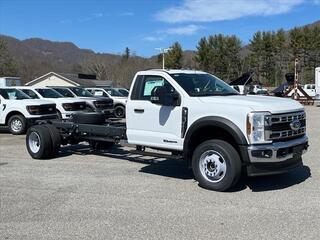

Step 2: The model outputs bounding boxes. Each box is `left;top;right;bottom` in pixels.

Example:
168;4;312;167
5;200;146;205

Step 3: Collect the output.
151;86;180;106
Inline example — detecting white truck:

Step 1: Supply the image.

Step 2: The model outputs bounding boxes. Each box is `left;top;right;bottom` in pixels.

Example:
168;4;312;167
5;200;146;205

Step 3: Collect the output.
25;69;309;191
16;86;87;119
86;87;127;118
0;88;57;134
50;86;114;115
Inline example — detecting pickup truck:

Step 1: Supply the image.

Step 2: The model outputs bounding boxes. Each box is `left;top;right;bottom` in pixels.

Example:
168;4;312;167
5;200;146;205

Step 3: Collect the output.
50;86;114;115
0;88;57;134
25;69;309;191
16;86;87;119
86;87;127;118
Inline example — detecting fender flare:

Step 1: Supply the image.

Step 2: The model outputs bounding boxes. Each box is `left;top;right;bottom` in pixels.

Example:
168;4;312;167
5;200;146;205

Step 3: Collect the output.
183;116;248;161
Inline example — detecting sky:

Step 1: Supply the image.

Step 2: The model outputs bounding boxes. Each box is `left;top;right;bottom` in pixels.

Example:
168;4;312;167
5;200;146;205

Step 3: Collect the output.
0;0;320;57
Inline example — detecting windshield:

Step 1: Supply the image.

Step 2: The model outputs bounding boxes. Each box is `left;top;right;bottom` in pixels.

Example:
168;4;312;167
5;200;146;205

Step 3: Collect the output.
69;87;93;97
170;73;238;96
0;88;30;100
105;88;124;97
36;88;63;98
53;88;75;98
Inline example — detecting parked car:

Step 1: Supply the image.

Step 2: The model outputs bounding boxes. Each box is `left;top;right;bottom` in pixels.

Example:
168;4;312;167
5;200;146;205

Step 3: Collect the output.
50;86;114;116
86;87;127;118
114;87;129;97
26;69;308;192
0;88;57;134
16;86;86;119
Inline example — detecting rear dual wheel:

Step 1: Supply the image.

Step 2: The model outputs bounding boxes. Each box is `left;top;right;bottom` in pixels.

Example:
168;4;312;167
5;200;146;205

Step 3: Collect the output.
26;125;61;159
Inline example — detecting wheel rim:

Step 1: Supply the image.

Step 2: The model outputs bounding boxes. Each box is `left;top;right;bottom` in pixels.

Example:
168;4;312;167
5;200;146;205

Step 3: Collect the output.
28;132;41;153
11;119;22;132
199;150;227;183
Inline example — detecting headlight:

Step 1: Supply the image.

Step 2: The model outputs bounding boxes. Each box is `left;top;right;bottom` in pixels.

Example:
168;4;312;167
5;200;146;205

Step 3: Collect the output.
26;105;41;115
247;112;272;144
62;103;73;111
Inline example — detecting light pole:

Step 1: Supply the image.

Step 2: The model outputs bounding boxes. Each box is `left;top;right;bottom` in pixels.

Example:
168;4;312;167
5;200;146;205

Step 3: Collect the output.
155;47;171;69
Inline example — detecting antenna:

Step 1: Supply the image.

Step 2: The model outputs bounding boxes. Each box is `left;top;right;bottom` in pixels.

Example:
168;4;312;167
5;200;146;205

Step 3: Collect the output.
155;47;172;69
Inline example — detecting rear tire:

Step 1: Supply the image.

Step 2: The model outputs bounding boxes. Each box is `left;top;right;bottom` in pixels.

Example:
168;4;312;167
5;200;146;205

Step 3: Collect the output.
8;114;27;135
26;125;53;159
192;139;241;191
43;124;61;156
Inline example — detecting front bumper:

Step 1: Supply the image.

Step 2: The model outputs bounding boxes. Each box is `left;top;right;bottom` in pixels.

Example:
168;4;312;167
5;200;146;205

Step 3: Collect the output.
27;114;58;124
246;135;309;176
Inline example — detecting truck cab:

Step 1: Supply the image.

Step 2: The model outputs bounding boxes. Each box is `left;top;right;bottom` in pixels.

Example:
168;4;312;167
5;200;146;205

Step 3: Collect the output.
0;88;57;134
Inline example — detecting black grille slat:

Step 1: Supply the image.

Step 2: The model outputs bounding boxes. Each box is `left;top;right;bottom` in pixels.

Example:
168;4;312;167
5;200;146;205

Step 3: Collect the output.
267;111;306;141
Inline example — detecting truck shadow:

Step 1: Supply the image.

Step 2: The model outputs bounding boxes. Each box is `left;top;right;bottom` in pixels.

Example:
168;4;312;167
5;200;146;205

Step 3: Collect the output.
58;144;311;192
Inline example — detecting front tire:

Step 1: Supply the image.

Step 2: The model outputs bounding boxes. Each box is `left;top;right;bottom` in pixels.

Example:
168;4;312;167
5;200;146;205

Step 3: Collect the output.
192;140;241;191
8;114;27;135
114;105;125;118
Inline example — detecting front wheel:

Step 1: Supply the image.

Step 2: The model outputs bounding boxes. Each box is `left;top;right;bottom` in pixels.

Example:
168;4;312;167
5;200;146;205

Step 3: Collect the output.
8;114;27;135
114;105;125;118
192;140;241;191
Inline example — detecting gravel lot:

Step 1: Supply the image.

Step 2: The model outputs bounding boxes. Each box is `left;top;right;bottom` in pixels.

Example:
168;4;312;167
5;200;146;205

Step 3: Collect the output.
0;106;319;240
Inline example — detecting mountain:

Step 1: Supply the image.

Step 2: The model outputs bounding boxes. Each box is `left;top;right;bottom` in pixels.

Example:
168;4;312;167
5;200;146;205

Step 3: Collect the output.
1;20;319;85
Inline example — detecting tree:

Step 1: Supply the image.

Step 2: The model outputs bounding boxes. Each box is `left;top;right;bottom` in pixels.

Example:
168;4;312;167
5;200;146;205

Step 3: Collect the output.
165;42;183;69
0;39;19;76
195;34;242;80
122;47;130;60
194;37;211;72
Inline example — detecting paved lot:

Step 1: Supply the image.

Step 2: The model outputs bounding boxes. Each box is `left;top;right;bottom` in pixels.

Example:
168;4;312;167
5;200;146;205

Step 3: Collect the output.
0;106;319;240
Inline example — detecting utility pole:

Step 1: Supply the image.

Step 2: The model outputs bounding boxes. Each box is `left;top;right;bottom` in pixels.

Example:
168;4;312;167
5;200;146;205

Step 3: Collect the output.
155;47;171;69
294;58;299;100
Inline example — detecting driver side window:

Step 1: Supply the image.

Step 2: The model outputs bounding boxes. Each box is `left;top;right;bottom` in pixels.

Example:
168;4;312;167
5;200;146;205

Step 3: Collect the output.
134;75;175;101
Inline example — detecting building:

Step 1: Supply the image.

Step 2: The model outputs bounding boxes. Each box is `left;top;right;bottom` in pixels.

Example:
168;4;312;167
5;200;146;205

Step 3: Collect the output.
25;72;113;87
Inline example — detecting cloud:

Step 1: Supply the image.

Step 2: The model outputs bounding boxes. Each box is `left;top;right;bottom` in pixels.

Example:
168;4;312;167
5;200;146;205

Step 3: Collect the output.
143;36;164;42
163;24;204;35
155;0;304;23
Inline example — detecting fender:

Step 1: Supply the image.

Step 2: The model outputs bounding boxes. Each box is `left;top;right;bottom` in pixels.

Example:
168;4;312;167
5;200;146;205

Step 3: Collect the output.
183;116;249;162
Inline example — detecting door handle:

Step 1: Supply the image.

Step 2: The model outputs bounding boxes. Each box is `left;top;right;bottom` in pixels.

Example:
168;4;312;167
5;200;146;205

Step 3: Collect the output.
134;108;144;113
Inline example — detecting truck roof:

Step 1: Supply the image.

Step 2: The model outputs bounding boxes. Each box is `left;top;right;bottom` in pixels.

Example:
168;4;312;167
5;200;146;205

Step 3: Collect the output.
137;69;207;75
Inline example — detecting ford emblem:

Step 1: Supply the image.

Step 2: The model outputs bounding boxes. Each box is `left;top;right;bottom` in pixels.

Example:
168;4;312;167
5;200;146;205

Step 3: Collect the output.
290;119;301;131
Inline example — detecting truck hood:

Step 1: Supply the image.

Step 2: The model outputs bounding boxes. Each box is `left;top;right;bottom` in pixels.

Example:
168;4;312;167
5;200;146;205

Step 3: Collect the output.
15;99;55;106
198;95;304;113
44;98;85;104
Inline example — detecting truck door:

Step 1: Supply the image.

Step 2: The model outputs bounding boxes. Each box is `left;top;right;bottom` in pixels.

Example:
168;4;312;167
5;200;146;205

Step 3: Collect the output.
126;75;183;150
0;95;6;124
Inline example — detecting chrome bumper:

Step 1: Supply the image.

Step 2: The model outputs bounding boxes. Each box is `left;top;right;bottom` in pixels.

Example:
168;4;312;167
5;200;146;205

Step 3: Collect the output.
248;135;308;163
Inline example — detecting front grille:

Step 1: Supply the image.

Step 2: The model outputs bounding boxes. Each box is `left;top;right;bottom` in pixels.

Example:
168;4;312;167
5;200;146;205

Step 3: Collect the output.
72;102;86;111
94;100;113;109
38;104;56;114
266;111;306;141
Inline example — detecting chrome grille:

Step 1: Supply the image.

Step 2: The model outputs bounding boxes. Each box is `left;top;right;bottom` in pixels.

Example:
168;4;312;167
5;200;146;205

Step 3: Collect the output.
266;111;306;141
